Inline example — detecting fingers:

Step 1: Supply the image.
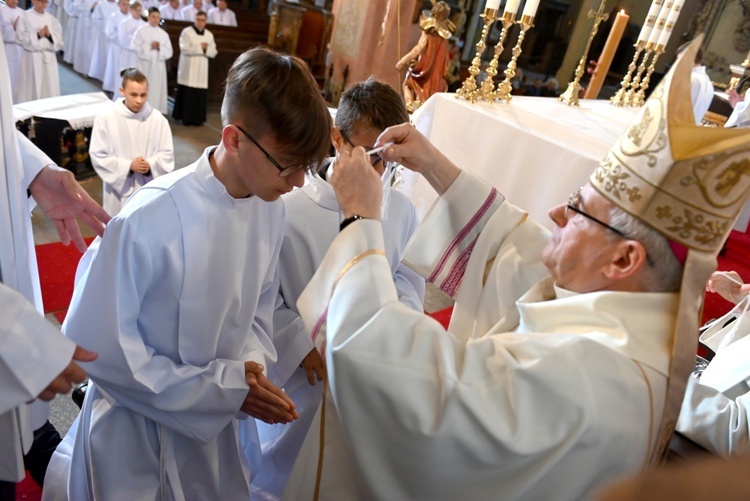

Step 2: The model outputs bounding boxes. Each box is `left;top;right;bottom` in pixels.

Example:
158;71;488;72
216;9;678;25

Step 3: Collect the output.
52;218;71;247
72;345;98;363
244;361;265;374
243;371;298;423
64;217;87;252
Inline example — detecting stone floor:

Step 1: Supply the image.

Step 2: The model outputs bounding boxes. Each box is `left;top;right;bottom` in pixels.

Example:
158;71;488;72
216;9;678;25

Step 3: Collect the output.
37;60;454;436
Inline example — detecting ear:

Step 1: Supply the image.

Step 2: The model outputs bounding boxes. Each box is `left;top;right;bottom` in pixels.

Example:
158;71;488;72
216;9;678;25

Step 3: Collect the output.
330;126;343;153
119;87;125;97
602;239;649;282
221;125;241;158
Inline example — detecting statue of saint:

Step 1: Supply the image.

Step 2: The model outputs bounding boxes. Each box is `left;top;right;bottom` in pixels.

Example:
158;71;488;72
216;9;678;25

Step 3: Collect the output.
396;1;455;112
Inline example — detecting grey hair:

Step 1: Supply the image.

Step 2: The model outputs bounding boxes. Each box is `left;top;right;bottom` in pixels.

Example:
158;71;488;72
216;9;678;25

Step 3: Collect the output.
607;205;683;292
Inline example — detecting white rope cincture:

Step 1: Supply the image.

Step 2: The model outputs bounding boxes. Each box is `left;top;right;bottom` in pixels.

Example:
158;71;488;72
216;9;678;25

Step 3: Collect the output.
159;424;168;501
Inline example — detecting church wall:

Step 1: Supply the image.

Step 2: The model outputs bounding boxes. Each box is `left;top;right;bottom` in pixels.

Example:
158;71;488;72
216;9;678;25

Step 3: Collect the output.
327;0;421;106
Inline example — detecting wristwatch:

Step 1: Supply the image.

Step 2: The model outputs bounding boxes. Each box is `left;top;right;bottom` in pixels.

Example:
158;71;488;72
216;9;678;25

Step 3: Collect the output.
340;214;367;231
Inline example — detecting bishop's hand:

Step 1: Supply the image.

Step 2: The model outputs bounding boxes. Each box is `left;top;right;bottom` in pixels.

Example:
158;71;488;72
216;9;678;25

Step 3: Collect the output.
330;147;382;220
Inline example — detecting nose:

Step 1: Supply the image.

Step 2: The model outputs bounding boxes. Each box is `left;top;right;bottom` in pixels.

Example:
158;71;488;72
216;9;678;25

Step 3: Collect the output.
287;168;306;188
548;203;567;227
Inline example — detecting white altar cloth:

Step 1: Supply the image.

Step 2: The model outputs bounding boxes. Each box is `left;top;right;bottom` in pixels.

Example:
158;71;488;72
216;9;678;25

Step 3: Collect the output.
13;92;112;129
399;93;638;230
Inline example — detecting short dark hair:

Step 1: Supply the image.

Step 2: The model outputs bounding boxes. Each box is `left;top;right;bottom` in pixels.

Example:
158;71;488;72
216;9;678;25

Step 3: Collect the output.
221;46;331;170
147;5;159;14
120;67;148;87
336;77;408;138
195;9;206;17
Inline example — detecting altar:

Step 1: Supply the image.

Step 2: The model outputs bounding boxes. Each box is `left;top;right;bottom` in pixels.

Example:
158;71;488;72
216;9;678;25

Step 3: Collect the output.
13;92;113;178
399;93;639;230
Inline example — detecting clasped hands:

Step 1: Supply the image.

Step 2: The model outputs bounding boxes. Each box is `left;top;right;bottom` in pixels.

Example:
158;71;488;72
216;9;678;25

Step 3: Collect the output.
242;361;299;424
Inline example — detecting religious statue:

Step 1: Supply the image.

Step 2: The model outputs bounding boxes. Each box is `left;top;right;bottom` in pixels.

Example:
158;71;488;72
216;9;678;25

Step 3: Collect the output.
396;0;455;112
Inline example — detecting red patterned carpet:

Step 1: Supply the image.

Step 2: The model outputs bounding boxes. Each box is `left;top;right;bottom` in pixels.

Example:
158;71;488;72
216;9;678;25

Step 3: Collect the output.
34;238;93;323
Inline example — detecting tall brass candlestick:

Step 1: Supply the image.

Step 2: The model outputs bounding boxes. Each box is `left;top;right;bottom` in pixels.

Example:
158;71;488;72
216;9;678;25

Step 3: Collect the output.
611;42;645;106
495;15;534;102
623;45;653;105
559;0;609;106
456;8;498;104
633;46;663;106
479;11;517;103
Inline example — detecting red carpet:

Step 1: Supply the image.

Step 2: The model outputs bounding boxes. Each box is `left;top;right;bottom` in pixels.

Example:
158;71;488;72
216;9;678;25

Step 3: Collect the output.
34;238;93;322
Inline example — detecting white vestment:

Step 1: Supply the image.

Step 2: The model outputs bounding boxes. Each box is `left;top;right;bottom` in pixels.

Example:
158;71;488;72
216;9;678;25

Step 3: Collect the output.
89;99;174;215
158;3;181;20
178;5;199;22
206;7;236;26
0;4;23;103
133;23;173;114
250;171;425;498
676;305;750;455
61;0;76;64
284;170;677;501
15;8;63;103
691;65;714;125
176;24;216;88
0;41;75;483
43;147;284;501
101;9;127;92
726;88;750;128
86;0;119;80
116;15;145;80
71;0;95;74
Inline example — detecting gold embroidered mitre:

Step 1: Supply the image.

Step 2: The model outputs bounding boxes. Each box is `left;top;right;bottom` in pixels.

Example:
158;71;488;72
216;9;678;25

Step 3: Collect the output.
591;36;750;253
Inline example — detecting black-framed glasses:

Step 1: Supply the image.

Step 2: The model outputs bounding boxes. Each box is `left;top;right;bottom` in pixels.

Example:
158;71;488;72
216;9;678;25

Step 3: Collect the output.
234;125;304;178
565;189;629;239
340;130;382;167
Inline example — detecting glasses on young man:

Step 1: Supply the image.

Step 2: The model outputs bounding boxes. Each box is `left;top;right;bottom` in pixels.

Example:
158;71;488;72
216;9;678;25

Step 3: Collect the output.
234;125;305;178
340;131;383;167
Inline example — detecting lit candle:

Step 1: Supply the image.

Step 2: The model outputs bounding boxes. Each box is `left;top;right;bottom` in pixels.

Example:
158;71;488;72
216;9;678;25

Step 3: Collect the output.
521;0;540;19
647;0;673;47
637;0;664;44
486;0;502;10
503;0;521;15
656;0;685;48
585;10;630;99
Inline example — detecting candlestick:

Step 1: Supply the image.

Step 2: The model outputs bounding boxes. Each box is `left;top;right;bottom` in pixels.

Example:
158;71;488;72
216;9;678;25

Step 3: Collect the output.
504;0;521;15
623;45;652;105
522;0;540;19
611;42;645;106
494;15;534;102
479;11;517;103
646;0;673;50
637;0;664;44
560;0;609;106
456;8;498;104
486;0;502;10
633;47;663;106
656;0;684;48
584;9;629;100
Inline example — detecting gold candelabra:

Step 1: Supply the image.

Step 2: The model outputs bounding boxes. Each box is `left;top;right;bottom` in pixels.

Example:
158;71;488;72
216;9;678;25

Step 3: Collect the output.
611;41;645;106
495;15;534;103
559;0;609;106
479;11;517;104
633;45;663;106
456;8;498;104
623;44;653;106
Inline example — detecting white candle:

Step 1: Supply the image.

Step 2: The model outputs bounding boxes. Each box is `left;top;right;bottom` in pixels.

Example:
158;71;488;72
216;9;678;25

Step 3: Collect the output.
647;0;673;47
503;0;521;15
656;0;685;48
521;0;540;18
486;0;502;10
637;0;664;44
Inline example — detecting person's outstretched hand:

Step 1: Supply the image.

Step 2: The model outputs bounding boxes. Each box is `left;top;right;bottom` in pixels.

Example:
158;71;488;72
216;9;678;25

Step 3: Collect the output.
29;165;111;252
376;123;461;196
37;345;98;401
242;361;299;424
707;271;750;305
330;146;382;220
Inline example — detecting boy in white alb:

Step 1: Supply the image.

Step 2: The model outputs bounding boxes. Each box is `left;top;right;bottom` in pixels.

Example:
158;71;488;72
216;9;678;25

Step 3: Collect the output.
0;0;23;102
43;47;332;501
132;7;172;114
249;78;425;499
15;0;63;102
89;69;174;215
